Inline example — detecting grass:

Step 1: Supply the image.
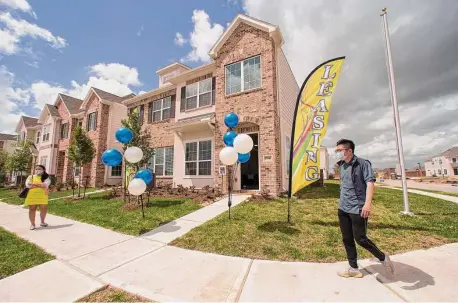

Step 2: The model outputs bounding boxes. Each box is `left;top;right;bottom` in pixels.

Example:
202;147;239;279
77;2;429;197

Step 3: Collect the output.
377;184;458;198
0;187;98;205
0;227;54;279
44;192;202;236
172;183;458;262
78;286;152;302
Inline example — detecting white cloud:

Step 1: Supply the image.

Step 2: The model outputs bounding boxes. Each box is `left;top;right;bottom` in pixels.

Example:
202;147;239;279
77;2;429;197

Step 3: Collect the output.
0;0;35;18
0;12;66;55
137;25;144;37
174;32;187;46
0;65;29;132
24;60;39;68
180;10;224;63
28;81;65;110
90;63;141;87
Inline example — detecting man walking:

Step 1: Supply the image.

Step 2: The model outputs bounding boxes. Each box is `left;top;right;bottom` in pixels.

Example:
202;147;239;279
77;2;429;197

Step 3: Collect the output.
335;139;395;278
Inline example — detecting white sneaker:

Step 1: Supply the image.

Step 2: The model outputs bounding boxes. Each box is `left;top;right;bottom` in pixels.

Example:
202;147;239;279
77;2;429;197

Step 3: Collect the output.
337;267;363;278
382;254;396;275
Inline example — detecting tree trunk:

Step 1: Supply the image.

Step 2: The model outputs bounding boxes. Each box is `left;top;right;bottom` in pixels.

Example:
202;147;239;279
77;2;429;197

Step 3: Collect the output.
122;160;126;203
77;166;81;197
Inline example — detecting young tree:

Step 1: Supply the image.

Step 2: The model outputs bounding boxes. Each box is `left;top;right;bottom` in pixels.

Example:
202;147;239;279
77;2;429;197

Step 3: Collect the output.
7;140;33;187
120;109;154;201
68;126;95;197
0;149;9;184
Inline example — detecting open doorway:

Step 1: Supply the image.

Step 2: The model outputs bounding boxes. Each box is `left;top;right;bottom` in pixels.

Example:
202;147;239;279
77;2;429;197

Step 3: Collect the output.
240;133;259;190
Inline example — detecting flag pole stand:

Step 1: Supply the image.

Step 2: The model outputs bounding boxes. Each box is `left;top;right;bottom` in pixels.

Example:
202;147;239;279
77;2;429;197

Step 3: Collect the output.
381;8;413;216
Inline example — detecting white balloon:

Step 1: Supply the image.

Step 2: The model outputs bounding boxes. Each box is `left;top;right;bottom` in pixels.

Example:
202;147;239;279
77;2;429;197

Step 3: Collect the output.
233;134;254;154
128;178;146;196
124;146;143;163
219;146;238;165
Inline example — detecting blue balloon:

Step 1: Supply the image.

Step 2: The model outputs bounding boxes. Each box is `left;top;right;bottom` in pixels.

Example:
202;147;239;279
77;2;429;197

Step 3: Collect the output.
135;169;153;185
101;149;123;166
238;152;251;164
223;131;238;147
224;112;239;129
115;127;133;144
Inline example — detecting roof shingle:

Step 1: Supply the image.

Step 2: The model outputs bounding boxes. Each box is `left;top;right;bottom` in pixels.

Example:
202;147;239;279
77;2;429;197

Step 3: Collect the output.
0;133;18;141
22;116;39;128
45;104;60;117
92;87;126;103
60;94;84;114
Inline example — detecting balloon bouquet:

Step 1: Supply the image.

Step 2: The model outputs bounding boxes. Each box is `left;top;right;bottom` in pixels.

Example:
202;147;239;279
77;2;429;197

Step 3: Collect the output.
101;127;154;218
219;112;254;218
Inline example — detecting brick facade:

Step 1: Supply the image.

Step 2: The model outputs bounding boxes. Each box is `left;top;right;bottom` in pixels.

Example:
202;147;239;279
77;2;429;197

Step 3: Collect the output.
213;23;282;195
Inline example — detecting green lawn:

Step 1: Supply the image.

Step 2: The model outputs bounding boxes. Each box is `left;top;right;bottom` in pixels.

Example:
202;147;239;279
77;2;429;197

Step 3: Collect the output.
0;187;98;205
0;227;54;279
44;192;202;235
172;183;458;262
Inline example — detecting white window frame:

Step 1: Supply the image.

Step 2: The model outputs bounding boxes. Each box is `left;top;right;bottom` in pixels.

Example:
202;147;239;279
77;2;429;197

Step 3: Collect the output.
185;78;212;111
149;146;174;176
36;131;40;144
225;55;261;95
184;139;213;177
285;135;291;177
87;111;97;131
110;164;122;178
151;97;171;122
42;125;50;142
61;122;69;140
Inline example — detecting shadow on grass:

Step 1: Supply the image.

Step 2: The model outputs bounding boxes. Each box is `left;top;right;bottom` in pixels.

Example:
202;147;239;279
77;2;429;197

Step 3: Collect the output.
310;220;434;232
146;200;184;208
258;221;300;235
364;261;435;290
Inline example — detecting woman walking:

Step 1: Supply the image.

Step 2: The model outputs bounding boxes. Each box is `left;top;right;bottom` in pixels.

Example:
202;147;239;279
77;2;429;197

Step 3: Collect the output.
25;165;51;230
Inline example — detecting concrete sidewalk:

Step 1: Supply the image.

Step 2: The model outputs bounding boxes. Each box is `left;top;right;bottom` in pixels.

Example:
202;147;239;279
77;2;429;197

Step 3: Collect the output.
1;197;458;302
380;185;458;204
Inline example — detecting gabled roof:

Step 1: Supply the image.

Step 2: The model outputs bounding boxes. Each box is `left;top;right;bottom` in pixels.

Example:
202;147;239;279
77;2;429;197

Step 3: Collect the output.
80;87;130;110
156;62;191;75
0;133;18;141
59;93;84;115
15;116;39;133
440;146;458;159
46;104;60;117
208;14;284;59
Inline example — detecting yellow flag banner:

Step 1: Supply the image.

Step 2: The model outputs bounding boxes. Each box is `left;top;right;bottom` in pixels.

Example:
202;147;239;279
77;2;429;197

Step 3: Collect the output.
289;57;345;196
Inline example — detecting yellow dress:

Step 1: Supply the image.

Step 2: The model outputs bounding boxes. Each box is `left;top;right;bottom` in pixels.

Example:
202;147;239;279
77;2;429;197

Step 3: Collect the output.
24;175;49;206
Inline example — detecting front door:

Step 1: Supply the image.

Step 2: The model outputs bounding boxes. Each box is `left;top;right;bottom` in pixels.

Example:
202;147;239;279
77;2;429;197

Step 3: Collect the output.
240;133;259;190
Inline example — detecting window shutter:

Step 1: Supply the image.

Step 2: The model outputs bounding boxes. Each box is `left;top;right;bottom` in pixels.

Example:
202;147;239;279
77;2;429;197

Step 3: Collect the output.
140;105;144;125
212;77;216;105
180;86;186;112
170;95;176;118
148;102;152;123
86;116;90;131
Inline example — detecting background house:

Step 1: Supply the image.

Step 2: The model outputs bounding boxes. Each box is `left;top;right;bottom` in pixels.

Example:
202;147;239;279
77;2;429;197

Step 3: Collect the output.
424;146;458;177
0;133;18;154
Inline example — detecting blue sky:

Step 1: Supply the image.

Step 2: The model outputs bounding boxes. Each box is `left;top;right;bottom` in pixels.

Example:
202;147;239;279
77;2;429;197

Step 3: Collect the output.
1;0;243;126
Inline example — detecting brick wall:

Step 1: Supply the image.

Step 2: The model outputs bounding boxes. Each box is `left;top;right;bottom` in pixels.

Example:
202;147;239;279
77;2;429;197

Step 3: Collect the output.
213;22;282;195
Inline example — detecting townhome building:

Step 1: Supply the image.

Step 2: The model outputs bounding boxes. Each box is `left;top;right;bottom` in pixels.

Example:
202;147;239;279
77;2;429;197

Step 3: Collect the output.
15;116;40;167
35;104;61;178
425;146;458;177
0;133;18;154
77;87;134;187
123;14;304;195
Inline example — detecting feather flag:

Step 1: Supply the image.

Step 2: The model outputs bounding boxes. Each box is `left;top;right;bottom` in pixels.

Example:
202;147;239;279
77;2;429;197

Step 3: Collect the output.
288;57;345;197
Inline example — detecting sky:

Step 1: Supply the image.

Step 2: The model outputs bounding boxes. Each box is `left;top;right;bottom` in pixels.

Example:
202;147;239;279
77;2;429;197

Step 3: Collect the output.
1;0;457;169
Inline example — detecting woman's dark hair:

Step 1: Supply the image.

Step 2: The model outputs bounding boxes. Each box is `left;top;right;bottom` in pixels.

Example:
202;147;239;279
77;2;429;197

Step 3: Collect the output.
36;165;49;182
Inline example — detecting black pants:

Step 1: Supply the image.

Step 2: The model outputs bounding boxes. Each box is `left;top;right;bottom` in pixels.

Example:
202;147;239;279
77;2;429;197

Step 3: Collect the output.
338;209;385;268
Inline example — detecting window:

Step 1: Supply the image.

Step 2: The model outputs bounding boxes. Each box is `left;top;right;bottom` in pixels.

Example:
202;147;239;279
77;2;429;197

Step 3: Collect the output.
185;140;212;176
36;131;40;144
40;156;47;168
225;56;261;95
0;141;3;149
60;123;69;139
453;158;457;163
74;166;80;177
148;147;173;176
86;112;97;131
77;119;83;128
444;169;448;175
185;78;212;110
42;125;50;142
454;168;458;175
149;97;171;122
111;165;122;177
438;169;442;175
285;136;291;176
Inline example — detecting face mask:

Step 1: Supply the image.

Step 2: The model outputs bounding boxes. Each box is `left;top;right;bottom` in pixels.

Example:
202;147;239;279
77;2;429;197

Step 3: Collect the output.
35;170;43;175
335;151;344;160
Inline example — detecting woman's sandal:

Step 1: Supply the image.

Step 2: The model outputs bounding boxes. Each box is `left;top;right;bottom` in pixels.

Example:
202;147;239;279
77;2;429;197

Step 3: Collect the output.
30;225;36;230
40;223;48;227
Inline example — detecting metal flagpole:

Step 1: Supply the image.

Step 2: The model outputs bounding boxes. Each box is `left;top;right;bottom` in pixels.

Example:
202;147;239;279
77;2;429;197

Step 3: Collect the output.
381;8;413;216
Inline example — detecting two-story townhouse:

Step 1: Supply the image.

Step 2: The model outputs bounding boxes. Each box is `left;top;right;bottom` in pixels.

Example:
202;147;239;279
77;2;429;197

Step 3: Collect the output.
78;87;134;187
123;14;299;195
425;146;458;177
53;93;84;184
14;116;40;169
0;133;18;154
36;104;61;179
